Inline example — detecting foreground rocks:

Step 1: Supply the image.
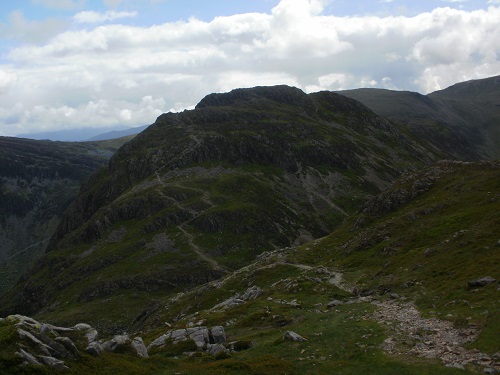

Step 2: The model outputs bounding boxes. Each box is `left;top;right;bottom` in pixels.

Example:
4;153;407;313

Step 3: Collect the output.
148;325;230;356
3;314;149;371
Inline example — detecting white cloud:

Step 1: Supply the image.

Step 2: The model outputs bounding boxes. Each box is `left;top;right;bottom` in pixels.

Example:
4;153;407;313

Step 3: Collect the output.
0;69;18;94
73;10;138;24
1;0;500;136
0;11;68;43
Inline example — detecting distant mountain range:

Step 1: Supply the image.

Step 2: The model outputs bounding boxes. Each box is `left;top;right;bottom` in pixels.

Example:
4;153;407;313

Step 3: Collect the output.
16;125;148;142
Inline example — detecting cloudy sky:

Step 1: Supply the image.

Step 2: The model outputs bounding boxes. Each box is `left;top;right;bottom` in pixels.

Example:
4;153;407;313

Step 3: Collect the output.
1;0;499;137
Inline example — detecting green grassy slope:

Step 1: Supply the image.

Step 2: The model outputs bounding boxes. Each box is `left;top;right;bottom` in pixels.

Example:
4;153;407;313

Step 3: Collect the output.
128;160;497;374
0;161;491;374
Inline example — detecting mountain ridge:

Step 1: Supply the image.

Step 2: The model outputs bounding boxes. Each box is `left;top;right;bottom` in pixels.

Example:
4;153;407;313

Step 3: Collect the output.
338;75;500;160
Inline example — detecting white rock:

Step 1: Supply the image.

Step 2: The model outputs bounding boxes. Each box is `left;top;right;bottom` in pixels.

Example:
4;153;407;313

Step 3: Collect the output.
131;337;149;358
284;331;307;342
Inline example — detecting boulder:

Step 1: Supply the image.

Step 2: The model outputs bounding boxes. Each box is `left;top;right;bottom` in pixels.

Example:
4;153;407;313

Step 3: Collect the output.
38;355;69;371
8;315;41;330
42;323;75;334
40;324;59;336
212;297;245;310
131;337;149;358
85;329;99;343
187;327;209;349
284;331;307;342
55;336;80;359
86;341;104;357
241;286;263;300
210;326;226;344
171;329;188;343
103;334;130;352
29;330;68;359
483;368;496;374
72;323;93;331
467;276;496;289
327;300;344;308
208;343;228;356
148;332;172;350
72;323;98;343
15;349;42;366
17;328;53;356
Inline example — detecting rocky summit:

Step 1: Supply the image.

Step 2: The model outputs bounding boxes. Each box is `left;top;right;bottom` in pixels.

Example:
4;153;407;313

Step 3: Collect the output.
0;80;499;374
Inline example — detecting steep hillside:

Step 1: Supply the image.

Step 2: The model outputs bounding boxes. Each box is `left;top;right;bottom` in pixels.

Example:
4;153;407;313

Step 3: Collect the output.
1;161;497;374
0;85;447;332
338;75;500;160
0;136;133;294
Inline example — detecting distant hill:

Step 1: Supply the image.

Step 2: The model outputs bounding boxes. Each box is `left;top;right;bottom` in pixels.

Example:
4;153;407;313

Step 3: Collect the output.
16;125;146;142
338;75;500;160
86;125;149;141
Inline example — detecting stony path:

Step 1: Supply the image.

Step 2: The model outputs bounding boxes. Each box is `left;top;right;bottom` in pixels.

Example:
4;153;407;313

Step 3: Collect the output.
177;226;228;273
370;300;499;372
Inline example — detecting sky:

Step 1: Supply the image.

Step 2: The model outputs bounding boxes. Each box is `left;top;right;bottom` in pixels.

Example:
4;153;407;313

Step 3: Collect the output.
0;0;499;137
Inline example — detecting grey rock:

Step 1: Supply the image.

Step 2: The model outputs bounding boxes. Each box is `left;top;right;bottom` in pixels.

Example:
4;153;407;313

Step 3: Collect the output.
40;324;59;336
284;331;307;342
445;363;465;370
72;323;93;331
188;327;209;349
15;349;42;366
148;332;172;349
17;328;52;356
131;337;149;358
29;330;68;359
55;336;80;359
103;334;130;352
390;293;400;299
43;323;75;333
241;286;263;301
86;341;104;357
208;343;228;356
71;323;98;343
211;286;264;311
467;276;497;289
8;315;42;330
483;368;496;374
286;300;301;308
327;300;344;308
85;329;99;343
37;355;69;371
212;297;245;310
210;326;226;344
171;329;188;343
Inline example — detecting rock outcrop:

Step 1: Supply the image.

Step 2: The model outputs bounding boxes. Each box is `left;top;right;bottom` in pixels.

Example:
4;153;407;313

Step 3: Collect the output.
2;315;148;371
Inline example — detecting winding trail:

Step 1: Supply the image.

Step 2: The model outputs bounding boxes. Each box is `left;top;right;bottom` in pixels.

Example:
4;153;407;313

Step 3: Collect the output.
177;226;228;273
